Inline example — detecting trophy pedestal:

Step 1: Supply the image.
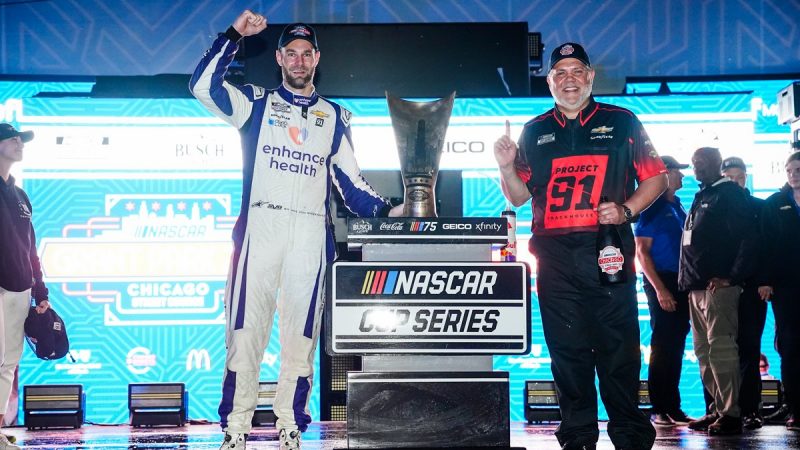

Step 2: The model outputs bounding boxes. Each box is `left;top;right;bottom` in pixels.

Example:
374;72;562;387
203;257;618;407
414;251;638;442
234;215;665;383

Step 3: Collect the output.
346;371;509;449
328;218;530;449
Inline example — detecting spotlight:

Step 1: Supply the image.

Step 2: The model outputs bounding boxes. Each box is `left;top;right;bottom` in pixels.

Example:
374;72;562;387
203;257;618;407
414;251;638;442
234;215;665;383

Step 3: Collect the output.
524;380;561;423
23;384;85;430
251;381;278;427
128;382;187;427
760;379;783;415
637;380;653;414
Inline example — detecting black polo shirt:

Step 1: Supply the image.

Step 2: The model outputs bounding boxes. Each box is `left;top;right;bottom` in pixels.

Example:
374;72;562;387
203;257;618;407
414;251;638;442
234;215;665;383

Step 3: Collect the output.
514;97;666;237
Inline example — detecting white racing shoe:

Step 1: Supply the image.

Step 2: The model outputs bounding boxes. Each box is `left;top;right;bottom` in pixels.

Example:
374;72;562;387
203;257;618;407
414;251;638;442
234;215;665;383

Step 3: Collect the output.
0;434;20;450
279;428;301;450
219;432;247;449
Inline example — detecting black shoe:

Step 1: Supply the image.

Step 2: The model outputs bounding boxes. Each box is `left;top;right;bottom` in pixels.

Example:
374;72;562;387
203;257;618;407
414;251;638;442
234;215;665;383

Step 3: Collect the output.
688;413;718;431
560;441;596;450
652;413;676;426
788;415;800;432
742;412;763;429
667;410;695;425
708;415;743;436
765;404;790;423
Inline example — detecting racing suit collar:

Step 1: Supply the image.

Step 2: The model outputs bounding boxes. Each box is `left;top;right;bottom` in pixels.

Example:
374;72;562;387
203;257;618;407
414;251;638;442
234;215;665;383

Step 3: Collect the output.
277;84;319;107
552;96;599;128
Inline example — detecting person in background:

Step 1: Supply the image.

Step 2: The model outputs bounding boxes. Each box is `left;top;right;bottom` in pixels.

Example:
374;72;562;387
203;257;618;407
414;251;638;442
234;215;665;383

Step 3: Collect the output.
494;41;666;450
190;10;403;450
720;156;767;430
759;354;775;380
758;151;800;432
681;147;756;436
0;123;52;450
634;155;695;427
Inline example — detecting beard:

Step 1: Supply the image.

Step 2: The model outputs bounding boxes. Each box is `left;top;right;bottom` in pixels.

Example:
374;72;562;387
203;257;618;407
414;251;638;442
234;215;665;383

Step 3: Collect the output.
282;65;314;91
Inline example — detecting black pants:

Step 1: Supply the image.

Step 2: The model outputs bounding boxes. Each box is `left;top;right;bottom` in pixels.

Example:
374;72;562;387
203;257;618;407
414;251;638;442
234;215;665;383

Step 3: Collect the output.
737;284;767;415
773;284;800;416
532;234;655;450
642;272;690;414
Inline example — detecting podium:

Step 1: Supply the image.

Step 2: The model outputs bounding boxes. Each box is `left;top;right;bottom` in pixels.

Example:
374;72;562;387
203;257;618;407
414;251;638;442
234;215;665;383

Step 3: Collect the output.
326;217;531;449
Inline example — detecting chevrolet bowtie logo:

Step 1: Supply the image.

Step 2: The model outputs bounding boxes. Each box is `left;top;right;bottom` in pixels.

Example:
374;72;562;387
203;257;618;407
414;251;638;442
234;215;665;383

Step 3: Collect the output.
591;126;613;134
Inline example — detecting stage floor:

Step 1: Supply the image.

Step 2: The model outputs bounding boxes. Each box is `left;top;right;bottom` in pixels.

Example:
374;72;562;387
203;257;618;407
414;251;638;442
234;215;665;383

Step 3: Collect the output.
5;420;799;449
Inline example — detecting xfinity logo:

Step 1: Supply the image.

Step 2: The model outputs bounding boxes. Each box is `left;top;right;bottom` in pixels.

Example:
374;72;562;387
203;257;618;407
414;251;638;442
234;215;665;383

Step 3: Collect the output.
361;270;497;296
475;222;502;232
186;349;211;371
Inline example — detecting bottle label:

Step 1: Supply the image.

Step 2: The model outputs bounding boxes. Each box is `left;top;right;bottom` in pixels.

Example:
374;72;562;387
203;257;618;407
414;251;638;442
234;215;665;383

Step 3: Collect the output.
597;245;624;275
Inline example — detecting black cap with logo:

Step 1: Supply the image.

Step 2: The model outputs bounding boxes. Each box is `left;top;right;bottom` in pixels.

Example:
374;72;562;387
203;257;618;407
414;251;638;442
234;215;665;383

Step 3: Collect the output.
549;42;591;71
278;23;318;50
720;156;747;172
0;123;34;143
661;155;689;170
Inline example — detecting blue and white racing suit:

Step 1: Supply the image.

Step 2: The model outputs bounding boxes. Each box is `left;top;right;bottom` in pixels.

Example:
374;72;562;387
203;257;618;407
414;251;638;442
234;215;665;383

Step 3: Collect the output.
190;29;391;434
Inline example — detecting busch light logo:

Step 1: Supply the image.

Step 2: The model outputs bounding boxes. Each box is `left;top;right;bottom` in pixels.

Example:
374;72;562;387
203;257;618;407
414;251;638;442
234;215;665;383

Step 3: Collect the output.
351;220;372;233
598;245;624;275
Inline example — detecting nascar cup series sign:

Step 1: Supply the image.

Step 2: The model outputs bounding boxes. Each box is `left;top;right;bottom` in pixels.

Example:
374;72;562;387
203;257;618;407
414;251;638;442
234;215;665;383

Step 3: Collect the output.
326;262;530;355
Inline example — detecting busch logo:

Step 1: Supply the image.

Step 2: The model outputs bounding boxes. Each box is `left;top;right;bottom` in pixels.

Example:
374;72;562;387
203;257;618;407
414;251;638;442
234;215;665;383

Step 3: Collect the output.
598;246;624;275
351;220;372;233
379;222;404;231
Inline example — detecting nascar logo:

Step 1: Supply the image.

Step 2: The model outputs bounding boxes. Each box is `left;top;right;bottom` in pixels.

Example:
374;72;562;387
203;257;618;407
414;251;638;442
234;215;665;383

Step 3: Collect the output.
410;221;436;232
361;270;497;296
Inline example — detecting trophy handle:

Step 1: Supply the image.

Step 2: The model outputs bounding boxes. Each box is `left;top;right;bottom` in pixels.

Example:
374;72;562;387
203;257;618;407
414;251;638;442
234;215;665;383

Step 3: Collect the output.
386;91;456;217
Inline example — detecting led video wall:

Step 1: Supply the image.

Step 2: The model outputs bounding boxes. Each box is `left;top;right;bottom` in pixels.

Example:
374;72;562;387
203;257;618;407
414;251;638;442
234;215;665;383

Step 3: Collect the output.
3;77;794;424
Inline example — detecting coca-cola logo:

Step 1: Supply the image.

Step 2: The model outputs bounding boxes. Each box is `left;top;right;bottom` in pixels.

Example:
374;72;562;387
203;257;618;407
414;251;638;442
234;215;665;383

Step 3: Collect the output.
598;246;624;275
379;222;404;231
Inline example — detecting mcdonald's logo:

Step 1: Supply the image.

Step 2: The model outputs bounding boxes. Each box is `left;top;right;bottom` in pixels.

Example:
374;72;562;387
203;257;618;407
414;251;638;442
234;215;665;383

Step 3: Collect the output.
186;349;211;371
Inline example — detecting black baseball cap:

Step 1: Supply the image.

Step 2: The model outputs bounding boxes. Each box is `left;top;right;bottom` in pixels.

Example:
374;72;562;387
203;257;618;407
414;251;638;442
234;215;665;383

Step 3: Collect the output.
278;23;318;50
720;156;747;172
661;155;689;170
549;42;591;71
0;123;33;143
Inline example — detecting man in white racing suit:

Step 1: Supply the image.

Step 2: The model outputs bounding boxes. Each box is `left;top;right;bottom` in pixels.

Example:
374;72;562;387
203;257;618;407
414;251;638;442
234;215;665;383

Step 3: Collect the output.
190;10;402;450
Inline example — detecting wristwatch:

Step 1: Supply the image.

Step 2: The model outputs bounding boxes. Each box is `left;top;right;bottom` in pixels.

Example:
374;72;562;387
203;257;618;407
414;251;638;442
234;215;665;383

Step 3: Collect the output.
622;204;635;223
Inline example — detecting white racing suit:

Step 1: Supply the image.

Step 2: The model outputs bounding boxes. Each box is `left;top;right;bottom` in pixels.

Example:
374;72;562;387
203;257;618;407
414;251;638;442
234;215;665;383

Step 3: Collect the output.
190;30;390;434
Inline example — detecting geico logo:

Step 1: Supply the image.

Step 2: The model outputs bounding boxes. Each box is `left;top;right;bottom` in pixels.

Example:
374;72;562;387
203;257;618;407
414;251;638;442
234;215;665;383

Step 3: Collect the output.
394;270;496;295
445;141;485;153
127;282;211;297
442;223;472;230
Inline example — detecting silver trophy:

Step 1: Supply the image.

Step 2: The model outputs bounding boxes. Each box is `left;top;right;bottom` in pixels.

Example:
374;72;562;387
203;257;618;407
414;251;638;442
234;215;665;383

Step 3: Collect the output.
387;91;456;217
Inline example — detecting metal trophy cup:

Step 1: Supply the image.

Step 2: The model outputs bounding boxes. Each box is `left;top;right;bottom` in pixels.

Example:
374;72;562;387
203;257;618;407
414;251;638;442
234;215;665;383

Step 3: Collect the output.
387;91;455;217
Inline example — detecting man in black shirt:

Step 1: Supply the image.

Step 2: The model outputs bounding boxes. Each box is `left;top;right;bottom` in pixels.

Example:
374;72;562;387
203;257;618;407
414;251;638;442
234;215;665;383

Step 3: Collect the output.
0;123;51;449
494;42;666;450
720;156;767;429
681;147;756;435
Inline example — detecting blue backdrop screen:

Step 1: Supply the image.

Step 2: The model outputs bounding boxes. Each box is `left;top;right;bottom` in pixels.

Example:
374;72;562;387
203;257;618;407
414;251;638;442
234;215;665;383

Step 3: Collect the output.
4;78;792;424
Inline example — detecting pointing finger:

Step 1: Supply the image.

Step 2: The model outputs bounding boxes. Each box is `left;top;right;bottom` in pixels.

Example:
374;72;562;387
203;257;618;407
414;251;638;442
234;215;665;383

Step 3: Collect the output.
505;120;511;138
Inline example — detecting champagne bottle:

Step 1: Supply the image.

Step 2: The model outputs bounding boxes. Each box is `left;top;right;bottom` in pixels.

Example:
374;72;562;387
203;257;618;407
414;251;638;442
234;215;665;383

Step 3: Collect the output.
596;195;626;285
500;206;517;262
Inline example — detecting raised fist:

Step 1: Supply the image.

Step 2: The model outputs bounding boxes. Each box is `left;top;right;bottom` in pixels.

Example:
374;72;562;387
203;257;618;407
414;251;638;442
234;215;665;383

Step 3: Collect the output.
233;10;267;37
